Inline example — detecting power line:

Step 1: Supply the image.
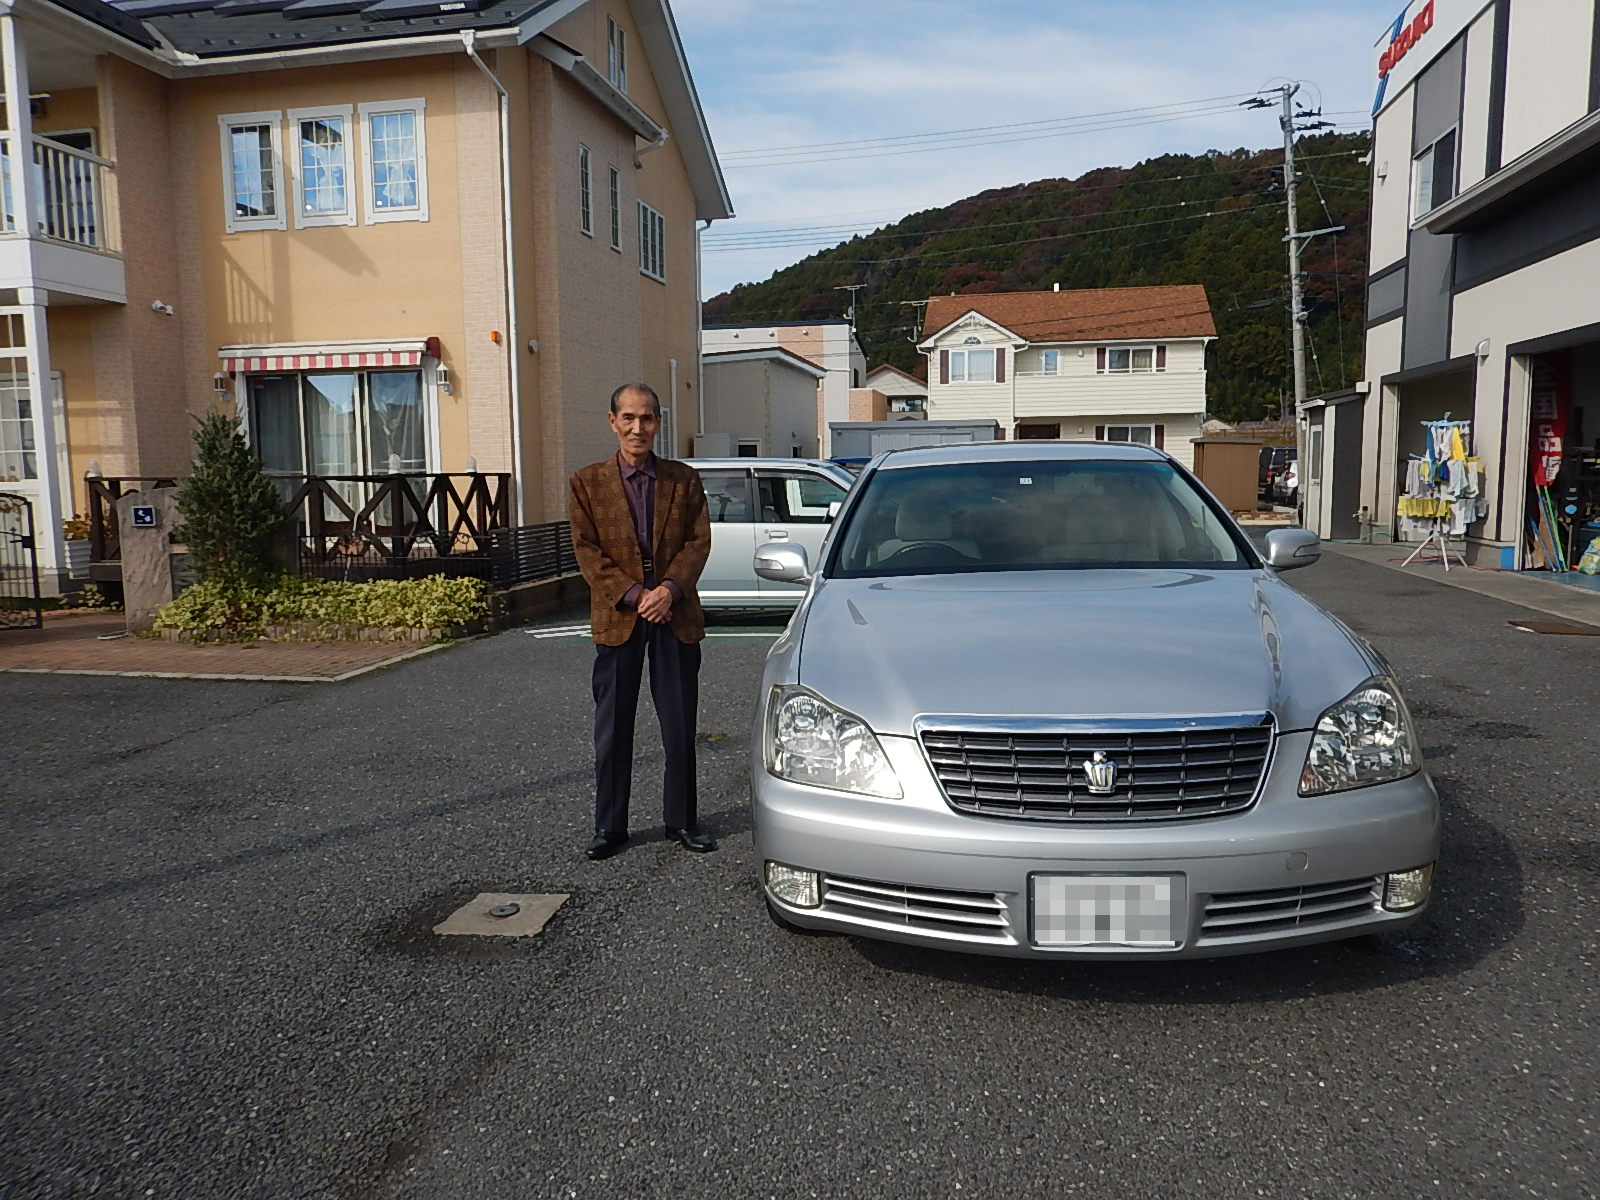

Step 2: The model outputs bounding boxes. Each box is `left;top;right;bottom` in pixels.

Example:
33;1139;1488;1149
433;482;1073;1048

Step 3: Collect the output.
720;92;1263;159
723;104;1257;169
703;147;1370;247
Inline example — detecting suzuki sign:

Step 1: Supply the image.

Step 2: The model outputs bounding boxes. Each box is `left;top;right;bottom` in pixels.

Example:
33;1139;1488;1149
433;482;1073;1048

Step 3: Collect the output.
1371;0;1492;117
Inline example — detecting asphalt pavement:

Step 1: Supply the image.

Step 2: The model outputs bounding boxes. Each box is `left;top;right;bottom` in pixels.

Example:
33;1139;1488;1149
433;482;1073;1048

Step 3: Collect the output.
2;552;1596;1200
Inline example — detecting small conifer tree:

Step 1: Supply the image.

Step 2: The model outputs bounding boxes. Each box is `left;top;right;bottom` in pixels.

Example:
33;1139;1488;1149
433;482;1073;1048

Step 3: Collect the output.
175;411;285;593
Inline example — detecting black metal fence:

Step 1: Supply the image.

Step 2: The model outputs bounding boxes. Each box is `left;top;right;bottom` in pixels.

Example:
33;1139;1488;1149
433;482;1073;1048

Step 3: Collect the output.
0;492;43;630
484;522;578;588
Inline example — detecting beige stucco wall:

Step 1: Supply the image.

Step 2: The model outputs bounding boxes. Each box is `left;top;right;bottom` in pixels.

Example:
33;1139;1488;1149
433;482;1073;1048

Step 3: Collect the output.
1500;0;1594;163
1368;87;1415;274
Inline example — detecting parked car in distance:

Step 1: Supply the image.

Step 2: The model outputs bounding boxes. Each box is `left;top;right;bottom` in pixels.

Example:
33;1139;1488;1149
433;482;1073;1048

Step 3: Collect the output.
683;458;855;609
1273;459;1300;507
1259;445;1295;500
751;441;1439;959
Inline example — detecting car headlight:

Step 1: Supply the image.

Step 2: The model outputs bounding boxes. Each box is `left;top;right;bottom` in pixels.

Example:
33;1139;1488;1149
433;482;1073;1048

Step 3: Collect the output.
766;685;901;798
1299;676;1420;796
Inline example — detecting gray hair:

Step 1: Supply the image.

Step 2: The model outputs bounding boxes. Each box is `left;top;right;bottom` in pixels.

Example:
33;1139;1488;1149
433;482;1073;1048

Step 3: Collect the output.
609;382;661;415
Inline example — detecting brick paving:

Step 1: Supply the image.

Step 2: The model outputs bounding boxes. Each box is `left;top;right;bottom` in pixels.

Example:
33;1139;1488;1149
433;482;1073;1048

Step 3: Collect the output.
0;611;454;681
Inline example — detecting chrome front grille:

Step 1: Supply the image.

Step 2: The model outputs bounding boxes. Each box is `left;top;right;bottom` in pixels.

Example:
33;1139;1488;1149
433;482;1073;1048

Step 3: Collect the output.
821;875;1012;942
920;721;1273;822
1199;877;1381;942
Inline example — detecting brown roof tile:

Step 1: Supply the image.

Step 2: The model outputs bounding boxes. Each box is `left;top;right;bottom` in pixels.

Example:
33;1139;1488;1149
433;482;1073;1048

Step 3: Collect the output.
920;285;1216;344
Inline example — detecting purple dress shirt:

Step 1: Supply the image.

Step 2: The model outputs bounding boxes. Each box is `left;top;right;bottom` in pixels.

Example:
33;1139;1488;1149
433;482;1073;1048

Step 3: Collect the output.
617;452;682;610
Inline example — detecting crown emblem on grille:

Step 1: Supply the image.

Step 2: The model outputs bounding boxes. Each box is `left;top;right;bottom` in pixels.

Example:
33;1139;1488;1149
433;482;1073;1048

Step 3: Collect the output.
1082;750;1117;794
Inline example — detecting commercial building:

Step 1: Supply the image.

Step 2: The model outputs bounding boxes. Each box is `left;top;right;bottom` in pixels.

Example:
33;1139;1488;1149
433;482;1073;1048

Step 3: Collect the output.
1348;0;1600;570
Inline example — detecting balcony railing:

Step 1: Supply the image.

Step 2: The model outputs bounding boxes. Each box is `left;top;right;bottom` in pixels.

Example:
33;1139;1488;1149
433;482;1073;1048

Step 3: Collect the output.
0;135;117;252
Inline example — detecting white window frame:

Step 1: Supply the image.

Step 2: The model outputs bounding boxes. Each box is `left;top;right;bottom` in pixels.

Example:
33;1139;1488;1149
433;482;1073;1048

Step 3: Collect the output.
948;346;997;384
608;17;628;93
608;165;621;251
1101;346;1157;374
358;98;429;225
578;143;593;236
1102;423;1156;445
1040;349;1061;375
1412;127;1457;222
219;111;286;233
288;105;355;229
638;200;665;282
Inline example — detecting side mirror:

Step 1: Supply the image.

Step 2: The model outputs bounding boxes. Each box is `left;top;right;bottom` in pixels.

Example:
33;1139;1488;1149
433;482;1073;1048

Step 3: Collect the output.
755;541;811;584
1261;527;1321;571
826;501;842;522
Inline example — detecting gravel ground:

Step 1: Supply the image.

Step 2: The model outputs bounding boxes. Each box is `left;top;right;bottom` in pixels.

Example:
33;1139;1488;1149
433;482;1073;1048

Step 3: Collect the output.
1;554;1595;1200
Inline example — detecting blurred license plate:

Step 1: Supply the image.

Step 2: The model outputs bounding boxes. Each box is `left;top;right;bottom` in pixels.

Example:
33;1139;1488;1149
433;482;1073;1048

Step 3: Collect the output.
1032;875;1179;947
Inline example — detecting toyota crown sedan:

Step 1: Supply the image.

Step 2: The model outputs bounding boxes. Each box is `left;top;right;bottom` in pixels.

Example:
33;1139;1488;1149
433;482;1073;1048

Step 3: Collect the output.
750;442;1439;959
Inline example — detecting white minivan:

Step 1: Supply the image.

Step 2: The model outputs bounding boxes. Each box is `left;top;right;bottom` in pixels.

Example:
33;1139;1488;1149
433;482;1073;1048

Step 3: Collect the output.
683;458;855;609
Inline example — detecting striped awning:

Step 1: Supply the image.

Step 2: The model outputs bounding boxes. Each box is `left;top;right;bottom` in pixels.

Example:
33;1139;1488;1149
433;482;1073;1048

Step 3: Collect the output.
219;340;429;374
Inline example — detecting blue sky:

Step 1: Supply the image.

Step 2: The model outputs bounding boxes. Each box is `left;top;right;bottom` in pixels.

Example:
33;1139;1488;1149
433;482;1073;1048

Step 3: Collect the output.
672;0;1410;298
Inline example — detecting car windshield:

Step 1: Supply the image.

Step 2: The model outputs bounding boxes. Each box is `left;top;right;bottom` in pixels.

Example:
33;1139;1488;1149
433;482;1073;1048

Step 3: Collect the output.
830;459;1252;577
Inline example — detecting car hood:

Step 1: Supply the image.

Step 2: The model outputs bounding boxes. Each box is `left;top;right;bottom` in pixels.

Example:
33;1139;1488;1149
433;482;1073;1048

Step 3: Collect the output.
795;569;1378;736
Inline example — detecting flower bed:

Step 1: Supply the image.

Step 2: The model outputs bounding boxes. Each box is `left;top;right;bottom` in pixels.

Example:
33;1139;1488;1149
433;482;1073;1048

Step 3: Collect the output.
151;575;490;642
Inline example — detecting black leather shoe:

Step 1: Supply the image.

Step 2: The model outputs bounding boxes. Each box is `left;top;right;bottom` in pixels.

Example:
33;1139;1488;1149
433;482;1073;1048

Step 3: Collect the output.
664;826;717;852
584;831;628;860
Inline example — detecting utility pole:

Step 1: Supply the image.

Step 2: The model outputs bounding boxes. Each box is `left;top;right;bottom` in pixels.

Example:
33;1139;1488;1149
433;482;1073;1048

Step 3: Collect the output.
1280;83;1308;419
1242;87;1345;423
833;283;866;334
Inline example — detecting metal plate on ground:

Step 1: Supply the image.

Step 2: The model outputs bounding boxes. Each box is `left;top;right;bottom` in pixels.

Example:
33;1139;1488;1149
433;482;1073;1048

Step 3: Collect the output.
1031;874;1181;948
1507;620;1600;636
433;893;568;937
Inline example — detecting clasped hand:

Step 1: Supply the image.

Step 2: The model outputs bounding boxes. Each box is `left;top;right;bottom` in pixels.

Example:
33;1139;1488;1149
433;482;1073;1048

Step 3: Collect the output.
636;584;674;624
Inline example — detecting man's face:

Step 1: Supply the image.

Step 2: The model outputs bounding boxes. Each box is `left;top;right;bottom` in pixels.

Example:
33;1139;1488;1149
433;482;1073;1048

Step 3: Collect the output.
609;388;659;462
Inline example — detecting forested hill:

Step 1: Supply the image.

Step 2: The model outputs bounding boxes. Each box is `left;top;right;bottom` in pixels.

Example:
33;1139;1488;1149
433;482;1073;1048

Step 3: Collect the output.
702;132;1371;423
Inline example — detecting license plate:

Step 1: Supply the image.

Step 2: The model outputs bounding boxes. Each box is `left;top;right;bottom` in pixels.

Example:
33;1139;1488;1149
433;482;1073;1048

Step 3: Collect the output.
1032;875;1180;948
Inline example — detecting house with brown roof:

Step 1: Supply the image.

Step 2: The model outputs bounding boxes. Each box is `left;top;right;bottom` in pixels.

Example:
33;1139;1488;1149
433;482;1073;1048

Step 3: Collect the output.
917;285;1216;469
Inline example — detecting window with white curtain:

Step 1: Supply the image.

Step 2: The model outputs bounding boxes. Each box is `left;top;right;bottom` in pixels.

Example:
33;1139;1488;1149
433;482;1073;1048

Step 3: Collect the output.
359;99;429;224
289;106;354;228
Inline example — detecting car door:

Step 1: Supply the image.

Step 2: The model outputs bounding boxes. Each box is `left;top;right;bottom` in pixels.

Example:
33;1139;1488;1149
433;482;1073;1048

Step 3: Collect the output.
694;468;760;607
754;467;851;603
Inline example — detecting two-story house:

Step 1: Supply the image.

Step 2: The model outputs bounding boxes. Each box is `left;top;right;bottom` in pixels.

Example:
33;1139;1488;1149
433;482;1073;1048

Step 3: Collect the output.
0;0;731;586
1353;0;1600;570
917;285;1216;471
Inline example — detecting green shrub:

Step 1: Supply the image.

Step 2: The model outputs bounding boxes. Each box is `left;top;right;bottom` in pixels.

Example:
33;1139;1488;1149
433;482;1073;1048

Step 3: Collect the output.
175;411;285;597
152;574;489;639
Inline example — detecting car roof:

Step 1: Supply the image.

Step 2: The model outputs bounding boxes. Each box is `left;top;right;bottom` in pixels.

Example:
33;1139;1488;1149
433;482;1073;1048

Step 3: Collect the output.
682;457;849;472
869;440;1171;470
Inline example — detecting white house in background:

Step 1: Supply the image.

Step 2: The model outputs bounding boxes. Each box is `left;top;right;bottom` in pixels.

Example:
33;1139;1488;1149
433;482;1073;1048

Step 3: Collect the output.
701;320;866;454
863;363;928;415
697;346;826;458
917;285;1216;470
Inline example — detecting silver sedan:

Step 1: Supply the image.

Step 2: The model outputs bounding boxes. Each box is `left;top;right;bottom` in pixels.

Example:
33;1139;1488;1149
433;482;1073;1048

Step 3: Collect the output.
750;442;1439;959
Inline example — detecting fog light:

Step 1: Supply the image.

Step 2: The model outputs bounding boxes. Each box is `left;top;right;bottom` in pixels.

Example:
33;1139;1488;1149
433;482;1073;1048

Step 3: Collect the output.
1383;864;1435;911
764;861;820;908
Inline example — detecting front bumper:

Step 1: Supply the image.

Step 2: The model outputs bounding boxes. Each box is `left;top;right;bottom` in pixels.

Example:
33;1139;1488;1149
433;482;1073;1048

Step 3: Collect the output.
752;731;1441;959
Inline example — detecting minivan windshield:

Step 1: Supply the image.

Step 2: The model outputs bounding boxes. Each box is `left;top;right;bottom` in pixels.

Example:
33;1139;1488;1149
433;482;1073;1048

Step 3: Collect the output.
830;459;1252;577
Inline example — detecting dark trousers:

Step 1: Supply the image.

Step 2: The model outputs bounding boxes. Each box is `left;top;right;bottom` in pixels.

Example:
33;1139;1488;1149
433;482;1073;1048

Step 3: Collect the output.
592;618;702;834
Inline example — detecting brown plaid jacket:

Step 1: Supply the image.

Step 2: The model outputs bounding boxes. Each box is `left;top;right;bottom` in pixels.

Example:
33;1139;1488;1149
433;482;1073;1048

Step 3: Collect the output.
568;456;711;646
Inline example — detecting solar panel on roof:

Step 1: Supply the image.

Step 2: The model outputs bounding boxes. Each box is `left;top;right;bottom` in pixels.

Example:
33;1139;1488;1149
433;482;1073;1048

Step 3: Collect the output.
211;0;294;14
109;0;217;14
356;0;494;17
281;0;369;16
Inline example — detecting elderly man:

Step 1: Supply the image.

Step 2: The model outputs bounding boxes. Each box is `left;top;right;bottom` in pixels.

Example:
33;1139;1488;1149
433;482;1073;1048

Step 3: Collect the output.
568;383;715;860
